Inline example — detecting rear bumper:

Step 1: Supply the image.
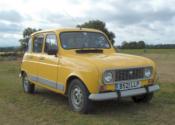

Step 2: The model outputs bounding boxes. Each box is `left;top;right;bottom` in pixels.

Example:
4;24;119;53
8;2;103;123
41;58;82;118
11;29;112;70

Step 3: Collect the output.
89;84;160;101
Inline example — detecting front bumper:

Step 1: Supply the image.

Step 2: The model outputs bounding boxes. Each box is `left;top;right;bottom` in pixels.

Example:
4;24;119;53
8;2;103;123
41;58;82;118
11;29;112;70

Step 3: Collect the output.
89;84;160;101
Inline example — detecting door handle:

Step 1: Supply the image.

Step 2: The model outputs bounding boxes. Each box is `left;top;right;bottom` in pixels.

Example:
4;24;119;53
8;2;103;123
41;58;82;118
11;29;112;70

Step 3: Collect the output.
39;57;45;61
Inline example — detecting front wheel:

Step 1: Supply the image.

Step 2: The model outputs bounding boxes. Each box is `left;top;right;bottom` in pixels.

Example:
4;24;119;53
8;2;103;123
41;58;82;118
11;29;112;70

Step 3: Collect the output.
22;73;35;94
132;93;154;103
68;79;92;113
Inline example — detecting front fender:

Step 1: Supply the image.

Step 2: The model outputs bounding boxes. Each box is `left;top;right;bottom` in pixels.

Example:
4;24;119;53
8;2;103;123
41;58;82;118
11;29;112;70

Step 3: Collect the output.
65;70;100;94
59;56;100;94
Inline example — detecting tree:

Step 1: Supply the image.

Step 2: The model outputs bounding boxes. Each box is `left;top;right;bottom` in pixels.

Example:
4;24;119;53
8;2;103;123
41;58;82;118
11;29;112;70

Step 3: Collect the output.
121;41;146;49
121;41;129;49
77;20;116;45
138;41;145;49
19;27;41;51
129;41;138;49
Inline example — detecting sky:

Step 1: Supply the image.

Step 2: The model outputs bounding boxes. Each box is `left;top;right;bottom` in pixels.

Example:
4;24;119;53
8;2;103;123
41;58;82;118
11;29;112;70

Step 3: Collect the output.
0;0;175;47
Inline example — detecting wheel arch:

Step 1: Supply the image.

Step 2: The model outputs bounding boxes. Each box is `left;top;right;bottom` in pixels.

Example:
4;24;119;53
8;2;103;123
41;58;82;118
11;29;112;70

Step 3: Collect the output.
65;75;89;96
21;70;27;77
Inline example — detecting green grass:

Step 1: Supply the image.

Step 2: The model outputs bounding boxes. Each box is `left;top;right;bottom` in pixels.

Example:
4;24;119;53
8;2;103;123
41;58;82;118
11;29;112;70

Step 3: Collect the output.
119;48;175;54
0;49;175;125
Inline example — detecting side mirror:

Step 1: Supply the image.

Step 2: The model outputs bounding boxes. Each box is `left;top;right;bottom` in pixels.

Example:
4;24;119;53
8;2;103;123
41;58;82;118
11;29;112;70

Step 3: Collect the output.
47;48;58;55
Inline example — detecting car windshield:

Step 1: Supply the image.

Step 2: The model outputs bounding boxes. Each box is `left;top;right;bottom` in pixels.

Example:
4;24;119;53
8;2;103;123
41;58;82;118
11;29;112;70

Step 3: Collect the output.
60;32;111;49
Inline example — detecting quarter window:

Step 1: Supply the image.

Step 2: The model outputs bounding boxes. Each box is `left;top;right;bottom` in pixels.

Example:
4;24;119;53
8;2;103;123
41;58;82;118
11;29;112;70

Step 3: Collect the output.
33;34;44;53
44;34;58;53
27;38;32;52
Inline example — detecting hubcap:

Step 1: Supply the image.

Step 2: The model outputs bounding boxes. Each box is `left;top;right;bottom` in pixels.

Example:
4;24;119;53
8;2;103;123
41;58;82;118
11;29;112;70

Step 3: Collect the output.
71;86;84;110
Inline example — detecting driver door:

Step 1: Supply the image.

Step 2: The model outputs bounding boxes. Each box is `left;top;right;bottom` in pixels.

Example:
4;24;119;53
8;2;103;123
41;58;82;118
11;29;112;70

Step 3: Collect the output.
37;33;60;90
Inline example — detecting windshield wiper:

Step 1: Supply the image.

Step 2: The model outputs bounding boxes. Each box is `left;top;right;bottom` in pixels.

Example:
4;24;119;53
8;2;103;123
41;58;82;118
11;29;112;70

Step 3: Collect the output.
75;48;103;54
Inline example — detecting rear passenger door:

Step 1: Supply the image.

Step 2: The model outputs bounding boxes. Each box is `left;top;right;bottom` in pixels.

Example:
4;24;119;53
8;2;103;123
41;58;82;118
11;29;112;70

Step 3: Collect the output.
28;34;44;82
23;37;36;79
37;33;60;90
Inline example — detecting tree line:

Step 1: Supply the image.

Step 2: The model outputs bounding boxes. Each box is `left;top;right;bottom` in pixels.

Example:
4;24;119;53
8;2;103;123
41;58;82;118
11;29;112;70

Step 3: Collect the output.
0;47;19;52
120;41;145;49
117;41;175;49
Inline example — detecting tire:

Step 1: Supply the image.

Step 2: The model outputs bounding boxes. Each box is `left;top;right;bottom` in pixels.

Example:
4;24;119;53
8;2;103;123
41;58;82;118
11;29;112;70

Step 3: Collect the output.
68;79;93;113
132;93;154;103
22;73;35;94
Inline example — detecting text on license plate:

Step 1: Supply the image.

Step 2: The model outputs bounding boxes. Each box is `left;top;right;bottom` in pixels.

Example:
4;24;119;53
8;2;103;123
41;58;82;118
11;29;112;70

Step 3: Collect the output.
116;81;141;91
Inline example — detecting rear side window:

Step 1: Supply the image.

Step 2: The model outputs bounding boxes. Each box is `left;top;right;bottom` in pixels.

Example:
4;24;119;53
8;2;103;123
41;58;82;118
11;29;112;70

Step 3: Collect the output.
44;34;58;53
33;34;44;53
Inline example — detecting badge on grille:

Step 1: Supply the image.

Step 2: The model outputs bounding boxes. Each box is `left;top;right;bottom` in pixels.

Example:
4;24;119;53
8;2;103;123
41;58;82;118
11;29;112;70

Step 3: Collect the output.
129;70;133;75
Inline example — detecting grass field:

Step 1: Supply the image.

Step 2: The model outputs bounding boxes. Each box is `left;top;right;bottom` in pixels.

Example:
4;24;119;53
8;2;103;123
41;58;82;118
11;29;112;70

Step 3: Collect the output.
0;49;175;125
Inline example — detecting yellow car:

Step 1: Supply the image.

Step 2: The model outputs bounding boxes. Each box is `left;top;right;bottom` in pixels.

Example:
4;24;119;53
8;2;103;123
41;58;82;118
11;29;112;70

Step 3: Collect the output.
20;28;160;113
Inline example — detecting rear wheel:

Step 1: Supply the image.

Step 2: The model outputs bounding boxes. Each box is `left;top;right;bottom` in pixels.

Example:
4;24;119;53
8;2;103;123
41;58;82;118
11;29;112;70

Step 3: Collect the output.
68;79;93;113
22;73;35;94
132;93;154;103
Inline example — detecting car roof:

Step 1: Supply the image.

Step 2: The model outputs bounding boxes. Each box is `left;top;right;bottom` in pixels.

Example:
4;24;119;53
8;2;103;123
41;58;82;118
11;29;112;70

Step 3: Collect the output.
31;28;103;36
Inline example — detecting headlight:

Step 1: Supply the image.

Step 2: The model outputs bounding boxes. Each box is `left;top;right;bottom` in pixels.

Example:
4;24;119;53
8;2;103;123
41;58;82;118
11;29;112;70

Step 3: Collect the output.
144;67;152;78
103;71;114;84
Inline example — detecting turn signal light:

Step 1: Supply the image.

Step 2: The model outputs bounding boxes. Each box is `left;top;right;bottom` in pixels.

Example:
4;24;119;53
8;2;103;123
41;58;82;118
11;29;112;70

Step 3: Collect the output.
148;79;154;84
99;85;106;92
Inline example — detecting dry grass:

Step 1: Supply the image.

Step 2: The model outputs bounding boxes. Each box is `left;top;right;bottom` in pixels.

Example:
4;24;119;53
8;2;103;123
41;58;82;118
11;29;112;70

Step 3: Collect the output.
143;54;175;83
0;49;175;125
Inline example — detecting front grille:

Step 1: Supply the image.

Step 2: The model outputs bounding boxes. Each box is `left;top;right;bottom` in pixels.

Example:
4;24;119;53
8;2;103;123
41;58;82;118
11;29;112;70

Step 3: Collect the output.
115;67;145;82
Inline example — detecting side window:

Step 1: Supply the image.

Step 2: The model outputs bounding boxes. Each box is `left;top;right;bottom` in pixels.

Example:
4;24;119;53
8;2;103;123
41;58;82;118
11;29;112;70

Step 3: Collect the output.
44;34;58;53
33;34;44;53
27;37;32;52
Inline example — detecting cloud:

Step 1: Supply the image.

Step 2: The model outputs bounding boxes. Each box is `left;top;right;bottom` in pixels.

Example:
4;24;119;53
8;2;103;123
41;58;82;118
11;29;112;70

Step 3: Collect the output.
85;2;175;25
0;33;20;47
0;10;23;23
0;21;23;33
40;11;89;28
0;10;24;46
0;0;175;47
88;1;175;44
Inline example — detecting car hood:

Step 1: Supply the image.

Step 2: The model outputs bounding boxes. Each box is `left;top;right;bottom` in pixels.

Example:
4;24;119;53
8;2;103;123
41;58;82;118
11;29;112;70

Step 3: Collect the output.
70;52;155;72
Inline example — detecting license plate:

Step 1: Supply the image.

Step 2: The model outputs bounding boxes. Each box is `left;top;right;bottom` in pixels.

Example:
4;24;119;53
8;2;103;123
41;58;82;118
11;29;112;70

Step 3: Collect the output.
116;81;141;91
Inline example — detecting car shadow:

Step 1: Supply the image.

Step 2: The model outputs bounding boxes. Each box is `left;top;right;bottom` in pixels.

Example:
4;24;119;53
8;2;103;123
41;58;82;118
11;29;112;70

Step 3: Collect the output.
92;99;153;114
34;87;154;115
34;87;68;106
